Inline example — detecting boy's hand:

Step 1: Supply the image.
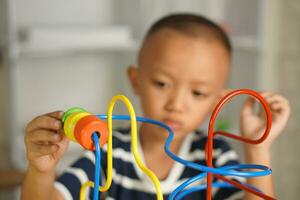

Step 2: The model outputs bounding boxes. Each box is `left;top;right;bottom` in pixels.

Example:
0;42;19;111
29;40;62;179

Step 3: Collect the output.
24;111;69;173
240;92;290;150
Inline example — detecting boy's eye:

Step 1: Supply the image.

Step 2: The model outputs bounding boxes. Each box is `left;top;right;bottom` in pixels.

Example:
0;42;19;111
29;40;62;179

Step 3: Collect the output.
152;80;167;88
192;90;205;97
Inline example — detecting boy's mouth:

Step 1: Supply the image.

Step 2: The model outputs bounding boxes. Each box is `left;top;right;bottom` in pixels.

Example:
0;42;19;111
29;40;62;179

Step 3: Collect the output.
163;119;182;131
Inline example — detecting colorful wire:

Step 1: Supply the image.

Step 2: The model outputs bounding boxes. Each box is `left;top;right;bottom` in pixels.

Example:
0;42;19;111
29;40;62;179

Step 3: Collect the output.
96;114;273;199
205;89;273;200
92;133;101;200
105;95;163;200
69;89;275;200
79;133;101;200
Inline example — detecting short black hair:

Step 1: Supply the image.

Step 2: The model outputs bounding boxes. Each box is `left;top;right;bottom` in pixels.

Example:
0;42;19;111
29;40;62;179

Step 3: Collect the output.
144;13;232;54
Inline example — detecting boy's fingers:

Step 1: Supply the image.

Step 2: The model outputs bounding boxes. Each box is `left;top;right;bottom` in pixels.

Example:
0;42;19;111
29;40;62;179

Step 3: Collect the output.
46;111;64;120
260;92;289;105
26;115;62;133
261;94;290;113
269;100;291;116
31;144;59;156
257;93;291;122
270;101;285;112
27;130;62;144
265;94;289;106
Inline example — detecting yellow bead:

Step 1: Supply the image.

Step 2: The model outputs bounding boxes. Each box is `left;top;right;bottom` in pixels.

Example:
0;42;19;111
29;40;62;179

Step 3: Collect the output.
64;112;90;142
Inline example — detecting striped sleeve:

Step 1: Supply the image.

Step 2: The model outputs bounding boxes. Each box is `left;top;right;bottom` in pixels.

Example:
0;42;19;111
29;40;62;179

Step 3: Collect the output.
55;150;98;200
54;129;132;200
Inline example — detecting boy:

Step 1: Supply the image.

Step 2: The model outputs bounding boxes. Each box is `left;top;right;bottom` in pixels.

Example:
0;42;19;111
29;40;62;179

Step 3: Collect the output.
21;14;290;200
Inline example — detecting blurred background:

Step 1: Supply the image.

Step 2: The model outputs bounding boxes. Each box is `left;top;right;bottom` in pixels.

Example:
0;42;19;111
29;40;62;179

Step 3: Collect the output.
0;0;299;199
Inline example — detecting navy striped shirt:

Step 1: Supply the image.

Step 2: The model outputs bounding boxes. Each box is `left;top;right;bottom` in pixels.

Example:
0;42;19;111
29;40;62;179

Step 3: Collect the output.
55;129;244;200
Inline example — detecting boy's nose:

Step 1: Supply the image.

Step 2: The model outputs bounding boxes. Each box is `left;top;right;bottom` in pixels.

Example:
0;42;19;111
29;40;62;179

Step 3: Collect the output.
164;89;185;113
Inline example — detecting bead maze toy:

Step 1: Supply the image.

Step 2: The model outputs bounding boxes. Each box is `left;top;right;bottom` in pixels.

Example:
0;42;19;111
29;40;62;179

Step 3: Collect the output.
62;89;275;200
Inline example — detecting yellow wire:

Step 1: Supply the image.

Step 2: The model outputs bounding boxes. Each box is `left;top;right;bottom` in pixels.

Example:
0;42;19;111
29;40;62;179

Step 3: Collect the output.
80;95;163;200
80;181;94;200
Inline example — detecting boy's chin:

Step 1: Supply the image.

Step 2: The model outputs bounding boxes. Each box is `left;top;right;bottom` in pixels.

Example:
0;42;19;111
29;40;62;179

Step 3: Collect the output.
157;128;183;140
171;130;189;141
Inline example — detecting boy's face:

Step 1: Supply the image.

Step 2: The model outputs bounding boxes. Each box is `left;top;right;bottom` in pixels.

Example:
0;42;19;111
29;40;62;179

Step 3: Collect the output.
128;29;230;140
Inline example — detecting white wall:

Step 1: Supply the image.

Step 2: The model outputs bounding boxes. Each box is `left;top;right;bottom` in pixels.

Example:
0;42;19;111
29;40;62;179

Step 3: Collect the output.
7;0;134;172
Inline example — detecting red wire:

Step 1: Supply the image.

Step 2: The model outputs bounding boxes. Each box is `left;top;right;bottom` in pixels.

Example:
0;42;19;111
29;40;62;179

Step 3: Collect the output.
205;89;275;200
215;175;275;200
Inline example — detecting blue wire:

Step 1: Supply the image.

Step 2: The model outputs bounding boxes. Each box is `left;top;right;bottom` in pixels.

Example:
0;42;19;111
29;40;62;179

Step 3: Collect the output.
97;114;271;177
169;166;263;200
177;182;233;200
175;181;263;200
96;114;272;199
92;133;101;200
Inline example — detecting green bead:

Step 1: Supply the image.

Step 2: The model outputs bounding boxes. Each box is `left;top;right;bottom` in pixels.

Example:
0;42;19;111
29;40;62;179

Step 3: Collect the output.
62;107;86;122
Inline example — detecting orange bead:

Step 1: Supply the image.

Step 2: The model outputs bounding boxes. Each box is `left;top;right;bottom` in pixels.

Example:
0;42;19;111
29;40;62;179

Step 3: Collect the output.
74;115;109;150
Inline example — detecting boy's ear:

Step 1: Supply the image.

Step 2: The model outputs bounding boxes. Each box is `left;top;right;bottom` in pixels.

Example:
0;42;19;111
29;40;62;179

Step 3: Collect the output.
127;65;140;95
